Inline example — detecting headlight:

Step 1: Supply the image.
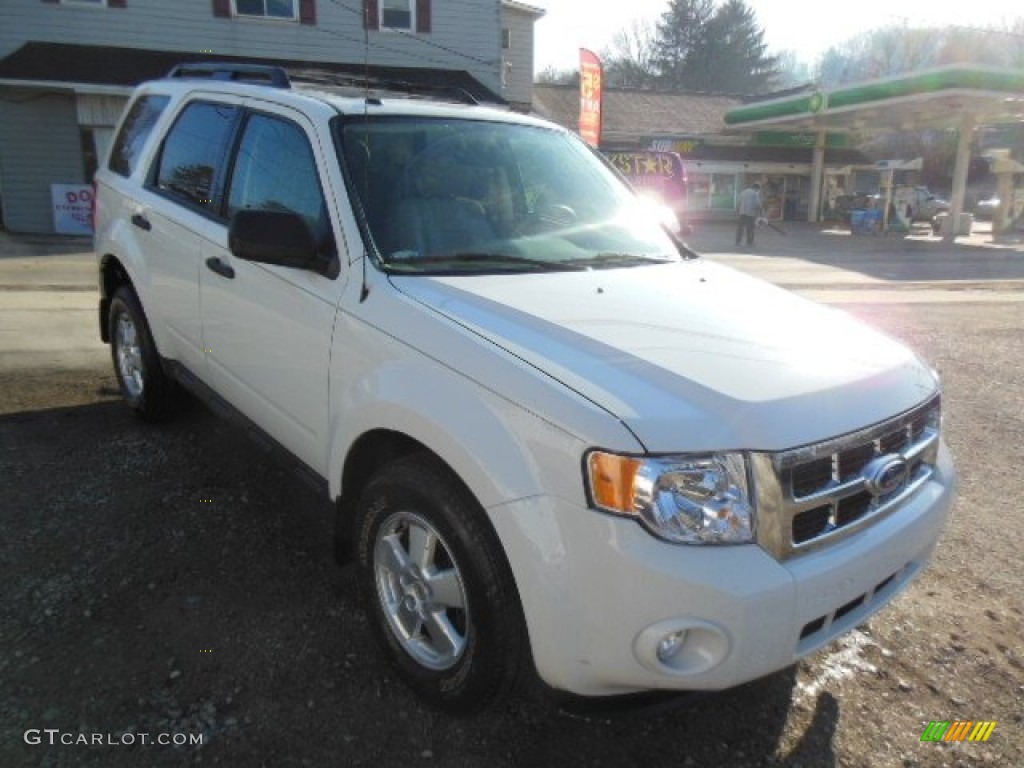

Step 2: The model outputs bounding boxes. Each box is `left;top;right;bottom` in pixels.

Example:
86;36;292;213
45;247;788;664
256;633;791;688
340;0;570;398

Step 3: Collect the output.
586;451;754;544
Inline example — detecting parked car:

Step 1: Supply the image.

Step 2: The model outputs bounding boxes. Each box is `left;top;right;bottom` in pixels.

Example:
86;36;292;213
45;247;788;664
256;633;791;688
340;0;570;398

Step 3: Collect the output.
894;186;950;223
974;195;1000;221
830;193;875;223
94;63;956;713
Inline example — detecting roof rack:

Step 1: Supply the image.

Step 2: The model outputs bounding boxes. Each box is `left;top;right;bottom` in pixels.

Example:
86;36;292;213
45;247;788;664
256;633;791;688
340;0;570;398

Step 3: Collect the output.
166;63;291;89
290;69;478;106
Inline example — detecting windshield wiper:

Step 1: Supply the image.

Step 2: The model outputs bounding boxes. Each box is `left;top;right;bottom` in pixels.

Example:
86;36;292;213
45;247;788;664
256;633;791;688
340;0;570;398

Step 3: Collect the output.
388;252;586;272
581;252;677;267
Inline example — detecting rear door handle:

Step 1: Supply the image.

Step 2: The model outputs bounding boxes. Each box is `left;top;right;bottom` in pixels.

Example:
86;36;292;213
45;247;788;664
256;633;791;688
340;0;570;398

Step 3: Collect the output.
131;213;151;231
205;256;235;280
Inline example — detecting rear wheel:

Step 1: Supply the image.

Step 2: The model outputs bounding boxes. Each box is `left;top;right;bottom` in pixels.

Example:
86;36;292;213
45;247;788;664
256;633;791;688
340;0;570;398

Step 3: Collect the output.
108;285;178;420
354;454;527;713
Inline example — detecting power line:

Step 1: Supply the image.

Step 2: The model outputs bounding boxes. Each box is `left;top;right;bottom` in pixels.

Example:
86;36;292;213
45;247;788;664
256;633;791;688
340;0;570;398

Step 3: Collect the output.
323;0;500;68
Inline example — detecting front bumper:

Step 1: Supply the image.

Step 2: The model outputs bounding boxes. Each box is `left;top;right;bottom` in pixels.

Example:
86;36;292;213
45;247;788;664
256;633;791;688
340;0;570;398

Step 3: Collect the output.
489;444;955;696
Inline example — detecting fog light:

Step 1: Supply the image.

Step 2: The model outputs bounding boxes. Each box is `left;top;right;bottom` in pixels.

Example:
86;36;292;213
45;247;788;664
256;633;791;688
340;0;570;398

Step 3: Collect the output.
656;630;688;662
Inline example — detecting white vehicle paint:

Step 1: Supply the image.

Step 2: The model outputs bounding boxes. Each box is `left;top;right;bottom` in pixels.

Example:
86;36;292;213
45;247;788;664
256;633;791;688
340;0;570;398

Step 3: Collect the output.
94;65;955;710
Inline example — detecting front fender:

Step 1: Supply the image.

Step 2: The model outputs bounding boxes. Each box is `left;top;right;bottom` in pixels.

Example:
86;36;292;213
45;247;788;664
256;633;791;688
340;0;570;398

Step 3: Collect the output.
327;347;588;511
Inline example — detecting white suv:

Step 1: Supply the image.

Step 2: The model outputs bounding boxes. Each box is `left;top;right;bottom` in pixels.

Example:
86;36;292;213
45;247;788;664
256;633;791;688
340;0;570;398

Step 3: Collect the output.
94;63;956;713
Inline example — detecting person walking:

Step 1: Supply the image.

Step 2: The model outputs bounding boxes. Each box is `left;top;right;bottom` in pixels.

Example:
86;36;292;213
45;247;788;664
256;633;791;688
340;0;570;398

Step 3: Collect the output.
736;182;762;246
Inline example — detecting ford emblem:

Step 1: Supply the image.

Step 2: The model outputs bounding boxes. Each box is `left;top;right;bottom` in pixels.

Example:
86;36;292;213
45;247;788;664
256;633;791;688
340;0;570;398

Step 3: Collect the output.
863;455;908;497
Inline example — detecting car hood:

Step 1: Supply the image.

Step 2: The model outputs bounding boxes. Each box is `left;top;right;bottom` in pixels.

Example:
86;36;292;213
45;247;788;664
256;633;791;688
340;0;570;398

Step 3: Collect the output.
390;260;937;452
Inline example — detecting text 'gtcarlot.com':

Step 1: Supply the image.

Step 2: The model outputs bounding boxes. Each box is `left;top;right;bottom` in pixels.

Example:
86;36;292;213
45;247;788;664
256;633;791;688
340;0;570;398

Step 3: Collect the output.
24;729;203;747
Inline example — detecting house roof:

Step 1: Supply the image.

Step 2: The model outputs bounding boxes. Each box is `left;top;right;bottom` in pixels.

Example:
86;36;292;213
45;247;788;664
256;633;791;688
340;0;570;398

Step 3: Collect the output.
532;84;741;143
501;0;546;17
0;42;503;103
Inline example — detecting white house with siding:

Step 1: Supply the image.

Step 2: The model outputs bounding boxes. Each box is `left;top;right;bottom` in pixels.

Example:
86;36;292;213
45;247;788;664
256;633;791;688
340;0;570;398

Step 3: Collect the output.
0;0;544;233
499;0;544;111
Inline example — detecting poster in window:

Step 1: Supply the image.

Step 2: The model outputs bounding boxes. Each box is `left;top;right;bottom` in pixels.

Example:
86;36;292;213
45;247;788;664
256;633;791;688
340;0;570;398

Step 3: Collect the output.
51;184;93;235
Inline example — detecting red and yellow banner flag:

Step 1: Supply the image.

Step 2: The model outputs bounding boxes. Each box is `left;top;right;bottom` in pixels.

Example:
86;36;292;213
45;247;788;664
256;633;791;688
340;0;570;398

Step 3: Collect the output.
579;48;603;148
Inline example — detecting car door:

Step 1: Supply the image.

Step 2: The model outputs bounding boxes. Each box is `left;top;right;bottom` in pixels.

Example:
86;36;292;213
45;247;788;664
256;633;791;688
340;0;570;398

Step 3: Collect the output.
137;98;242;376
199;105;345;475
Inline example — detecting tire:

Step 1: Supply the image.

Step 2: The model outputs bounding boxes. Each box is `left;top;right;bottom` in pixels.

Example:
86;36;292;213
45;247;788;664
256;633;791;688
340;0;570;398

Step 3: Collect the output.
355;453;528;713
108;284;178;421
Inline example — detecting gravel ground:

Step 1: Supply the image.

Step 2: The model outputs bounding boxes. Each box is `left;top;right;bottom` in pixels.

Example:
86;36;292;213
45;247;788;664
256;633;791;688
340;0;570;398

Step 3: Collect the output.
1;294;1022;767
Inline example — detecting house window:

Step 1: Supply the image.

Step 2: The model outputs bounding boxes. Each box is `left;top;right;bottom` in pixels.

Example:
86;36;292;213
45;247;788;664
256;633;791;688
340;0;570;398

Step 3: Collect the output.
363;0;429;33
44;0;128;6
233;0;297;20
381;0;412;30
502;28;511;50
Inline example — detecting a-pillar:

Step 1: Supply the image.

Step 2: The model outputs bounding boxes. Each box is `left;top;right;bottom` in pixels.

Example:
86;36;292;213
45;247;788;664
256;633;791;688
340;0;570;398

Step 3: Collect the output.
945;114;975;243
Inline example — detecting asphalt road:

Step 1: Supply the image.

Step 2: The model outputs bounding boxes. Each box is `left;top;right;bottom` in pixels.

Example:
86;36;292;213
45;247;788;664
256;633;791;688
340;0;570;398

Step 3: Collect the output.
1;229;1022;767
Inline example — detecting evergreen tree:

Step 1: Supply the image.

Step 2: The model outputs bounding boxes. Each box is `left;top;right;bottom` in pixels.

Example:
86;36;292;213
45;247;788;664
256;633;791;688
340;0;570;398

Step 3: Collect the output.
702;0;778;93
652;0;777;93
653;0;715;90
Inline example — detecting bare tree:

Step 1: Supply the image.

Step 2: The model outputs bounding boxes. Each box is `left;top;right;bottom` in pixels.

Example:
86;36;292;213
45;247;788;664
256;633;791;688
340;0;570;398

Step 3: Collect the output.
535;65;578;86
816;20;1024;86
602;19;658;88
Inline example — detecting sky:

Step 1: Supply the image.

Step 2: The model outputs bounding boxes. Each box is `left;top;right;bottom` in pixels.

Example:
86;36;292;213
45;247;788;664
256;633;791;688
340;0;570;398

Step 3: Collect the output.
532;0;1024;75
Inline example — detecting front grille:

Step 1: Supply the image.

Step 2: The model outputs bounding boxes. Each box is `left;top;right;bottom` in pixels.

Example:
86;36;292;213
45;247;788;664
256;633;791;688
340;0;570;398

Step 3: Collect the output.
755;395;942;560
798;565;907;646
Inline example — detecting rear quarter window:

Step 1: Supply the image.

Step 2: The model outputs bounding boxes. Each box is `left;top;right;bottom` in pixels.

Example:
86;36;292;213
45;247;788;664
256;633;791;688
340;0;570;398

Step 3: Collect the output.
108;94;170;178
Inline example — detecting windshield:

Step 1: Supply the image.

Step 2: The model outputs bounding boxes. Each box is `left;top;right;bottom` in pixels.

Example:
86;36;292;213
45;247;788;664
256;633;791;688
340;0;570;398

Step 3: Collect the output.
336;116;687;274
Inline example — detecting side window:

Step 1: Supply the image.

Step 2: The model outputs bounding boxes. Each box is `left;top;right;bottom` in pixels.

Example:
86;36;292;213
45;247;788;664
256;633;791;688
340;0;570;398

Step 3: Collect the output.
227;114;330;242
109;94;170;177
152;102;240;212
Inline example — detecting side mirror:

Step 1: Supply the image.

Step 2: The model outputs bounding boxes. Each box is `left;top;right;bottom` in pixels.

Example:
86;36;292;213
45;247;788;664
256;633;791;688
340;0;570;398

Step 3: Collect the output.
228;209;331;275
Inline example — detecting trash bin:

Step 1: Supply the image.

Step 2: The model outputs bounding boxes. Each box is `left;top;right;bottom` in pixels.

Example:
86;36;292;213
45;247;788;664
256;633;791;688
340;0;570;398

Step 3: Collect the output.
851;209;882;235
933;212;973;236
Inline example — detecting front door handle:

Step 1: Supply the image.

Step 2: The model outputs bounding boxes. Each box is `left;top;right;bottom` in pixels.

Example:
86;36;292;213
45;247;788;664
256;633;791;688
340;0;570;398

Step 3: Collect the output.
205;257;235;280
131;213;151;231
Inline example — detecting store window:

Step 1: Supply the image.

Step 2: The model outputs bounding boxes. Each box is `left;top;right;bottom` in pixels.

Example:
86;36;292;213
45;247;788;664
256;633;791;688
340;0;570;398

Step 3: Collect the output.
710;174;737;210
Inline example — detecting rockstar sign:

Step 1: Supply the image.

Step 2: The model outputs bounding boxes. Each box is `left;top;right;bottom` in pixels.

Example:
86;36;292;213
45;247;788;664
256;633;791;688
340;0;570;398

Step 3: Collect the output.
579;49;603;148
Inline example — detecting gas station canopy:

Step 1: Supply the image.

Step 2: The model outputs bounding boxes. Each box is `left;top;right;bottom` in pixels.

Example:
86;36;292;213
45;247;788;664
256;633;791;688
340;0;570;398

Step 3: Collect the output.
724;67;1024;134
722;66;1024;236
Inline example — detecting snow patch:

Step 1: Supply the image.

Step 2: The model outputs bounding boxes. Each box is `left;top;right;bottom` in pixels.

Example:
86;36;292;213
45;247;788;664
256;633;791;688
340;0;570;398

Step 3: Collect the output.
797;629;882;703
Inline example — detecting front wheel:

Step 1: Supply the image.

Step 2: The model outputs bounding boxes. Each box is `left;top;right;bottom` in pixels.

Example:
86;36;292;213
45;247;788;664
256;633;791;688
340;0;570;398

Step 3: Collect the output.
354;454;528;713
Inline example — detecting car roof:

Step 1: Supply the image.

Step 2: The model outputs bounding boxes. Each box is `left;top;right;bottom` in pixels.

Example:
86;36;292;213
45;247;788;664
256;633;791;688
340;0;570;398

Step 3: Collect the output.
132;75;561;131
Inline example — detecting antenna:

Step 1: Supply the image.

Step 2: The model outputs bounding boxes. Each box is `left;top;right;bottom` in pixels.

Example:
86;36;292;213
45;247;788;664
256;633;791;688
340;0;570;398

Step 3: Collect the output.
358;1;371;303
